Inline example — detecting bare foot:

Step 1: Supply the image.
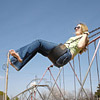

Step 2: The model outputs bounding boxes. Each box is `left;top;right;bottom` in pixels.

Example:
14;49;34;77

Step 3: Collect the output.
9;49;22;62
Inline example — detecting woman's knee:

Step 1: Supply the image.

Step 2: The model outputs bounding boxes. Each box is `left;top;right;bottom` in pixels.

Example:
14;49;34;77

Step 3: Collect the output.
34;39;44;44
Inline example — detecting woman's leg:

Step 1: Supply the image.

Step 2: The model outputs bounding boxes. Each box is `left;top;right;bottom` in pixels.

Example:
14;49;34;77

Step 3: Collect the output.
10;39;58;71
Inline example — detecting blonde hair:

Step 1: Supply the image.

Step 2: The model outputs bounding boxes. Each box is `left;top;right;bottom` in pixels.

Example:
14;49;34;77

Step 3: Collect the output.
79;23;88;34
78;23;89;54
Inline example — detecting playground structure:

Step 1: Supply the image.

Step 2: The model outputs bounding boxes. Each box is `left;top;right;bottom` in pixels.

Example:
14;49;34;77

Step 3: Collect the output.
4;27;100;100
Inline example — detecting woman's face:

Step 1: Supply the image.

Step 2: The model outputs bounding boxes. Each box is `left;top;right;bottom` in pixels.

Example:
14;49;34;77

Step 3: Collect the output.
74;24;82;36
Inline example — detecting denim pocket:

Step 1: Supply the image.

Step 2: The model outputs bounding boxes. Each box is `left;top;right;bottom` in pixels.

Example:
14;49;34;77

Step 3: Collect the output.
55;51;72;67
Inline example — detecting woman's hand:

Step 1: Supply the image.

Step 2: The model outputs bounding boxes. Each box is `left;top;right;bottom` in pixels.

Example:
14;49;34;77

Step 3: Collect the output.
84;32;90;35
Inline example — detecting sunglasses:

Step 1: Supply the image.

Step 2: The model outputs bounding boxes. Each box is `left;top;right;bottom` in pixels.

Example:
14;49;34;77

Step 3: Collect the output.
74;26;80;30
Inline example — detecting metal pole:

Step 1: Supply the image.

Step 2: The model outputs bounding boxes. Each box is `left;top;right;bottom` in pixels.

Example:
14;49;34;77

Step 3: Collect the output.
69;62;89;99
77;39;100;98
47;67;65;100
5;52;10;100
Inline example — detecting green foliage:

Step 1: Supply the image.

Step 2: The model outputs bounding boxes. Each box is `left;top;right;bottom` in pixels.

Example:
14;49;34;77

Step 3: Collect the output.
0;91;4;95
14;97;19;100
0;91;10;100
95;84;100;98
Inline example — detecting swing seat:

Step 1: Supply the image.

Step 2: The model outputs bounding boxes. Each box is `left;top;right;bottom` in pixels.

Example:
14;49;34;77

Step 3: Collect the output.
48;43;68;65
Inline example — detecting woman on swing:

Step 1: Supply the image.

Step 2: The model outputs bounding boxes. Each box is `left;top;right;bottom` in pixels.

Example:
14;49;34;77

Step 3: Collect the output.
9;23;89;71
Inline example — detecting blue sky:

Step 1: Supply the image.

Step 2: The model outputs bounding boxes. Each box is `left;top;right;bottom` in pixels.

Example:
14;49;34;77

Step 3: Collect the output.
0;0;100;98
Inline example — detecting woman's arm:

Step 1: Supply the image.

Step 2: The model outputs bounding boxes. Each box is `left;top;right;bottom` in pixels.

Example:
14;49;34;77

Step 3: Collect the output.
77;33;89;49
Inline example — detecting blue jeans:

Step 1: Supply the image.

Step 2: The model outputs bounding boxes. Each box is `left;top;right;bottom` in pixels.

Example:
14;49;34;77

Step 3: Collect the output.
10;39;72;71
